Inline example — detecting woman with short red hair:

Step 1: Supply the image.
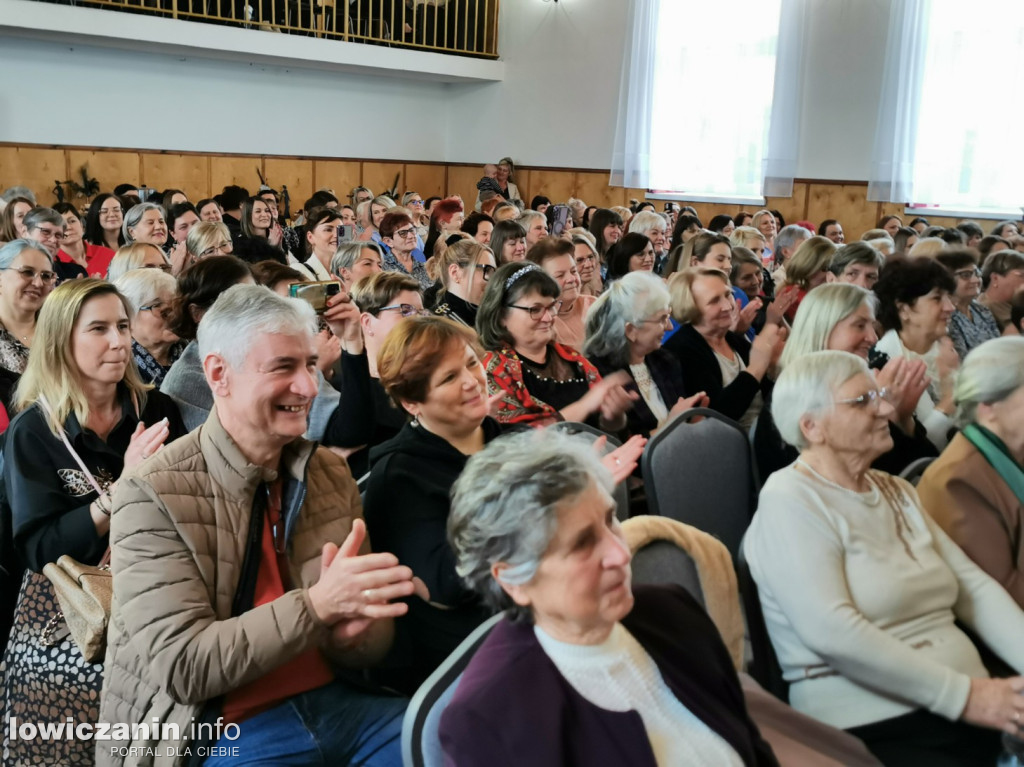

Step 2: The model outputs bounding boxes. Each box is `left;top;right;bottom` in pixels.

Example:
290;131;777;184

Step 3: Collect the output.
424;198;465;259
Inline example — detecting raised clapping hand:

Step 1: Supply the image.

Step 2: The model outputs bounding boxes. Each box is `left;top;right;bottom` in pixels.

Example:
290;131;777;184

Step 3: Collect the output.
596;434;647;484
123;418;171;470
962;676;1024;734
765;289;799;327
875;357;930;430
588;370;639;423
308;519;428;644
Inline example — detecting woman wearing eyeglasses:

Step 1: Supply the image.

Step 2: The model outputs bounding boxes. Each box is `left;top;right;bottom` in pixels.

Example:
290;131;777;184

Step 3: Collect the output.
84;193;126;253
334;272;426;478
380;211;432;290
0;240;57;381
525;236;594;350
935;250;1000;360
477;262;637;429
184;221;233;266
106;243;173;283
403;191;429;239
113;268;185;387
431;239;496;327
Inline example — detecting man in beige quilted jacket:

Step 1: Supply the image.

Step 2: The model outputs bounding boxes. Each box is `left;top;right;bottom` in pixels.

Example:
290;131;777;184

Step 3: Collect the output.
99;284;421;766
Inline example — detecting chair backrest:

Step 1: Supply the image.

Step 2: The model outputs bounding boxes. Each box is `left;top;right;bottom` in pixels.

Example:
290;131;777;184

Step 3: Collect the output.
899;456;935;486
401;612;504;767
641;408;759;560
552;421;630;521
736;536;788;701
630;540;706;609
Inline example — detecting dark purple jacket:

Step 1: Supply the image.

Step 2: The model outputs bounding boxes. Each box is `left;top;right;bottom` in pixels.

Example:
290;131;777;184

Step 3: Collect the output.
440;584;778;766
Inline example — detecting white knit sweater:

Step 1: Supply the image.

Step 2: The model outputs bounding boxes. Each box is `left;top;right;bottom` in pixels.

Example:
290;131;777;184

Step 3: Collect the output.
535;623;743;767
745;464;1024;729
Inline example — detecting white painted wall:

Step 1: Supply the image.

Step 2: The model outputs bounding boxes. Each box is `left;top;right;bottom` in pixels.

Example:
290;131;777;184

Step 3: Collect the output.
0;0;892;180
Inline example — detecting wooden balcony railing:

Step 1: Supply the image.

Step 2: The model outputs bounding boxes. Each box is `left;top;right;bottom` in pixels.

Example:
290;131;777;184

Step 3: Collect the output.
62;0;499;58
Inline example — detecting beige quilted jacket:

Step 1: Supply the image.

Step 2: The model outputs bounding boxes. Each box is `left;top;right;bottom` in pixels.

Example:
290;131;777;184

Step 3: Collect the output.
97;408;364;766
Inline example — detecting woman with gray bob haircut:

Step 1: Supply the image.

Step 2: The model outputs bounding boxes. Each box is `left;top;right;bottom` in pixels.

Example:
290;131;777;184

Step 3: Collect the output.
114;268;185;386
329;241;383;287
917;336;1024;607
747;349;1024;766
442;428;776;765
583;271;706;438
121;202;167;245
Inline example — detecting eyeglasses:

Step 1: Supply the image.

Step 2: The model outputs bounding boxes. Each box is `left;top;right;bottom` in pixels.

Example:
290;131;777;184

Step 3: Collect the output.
836;387;891;409
139;301;174;320
636;313;672;327
142;263;173;273
33;227;65;242
953;267;982;280
2;266;57;285
393;227;417;239
506;300;562;320
199;241;233;258
475;264;496;281
407;199;424;207
378;303;428;318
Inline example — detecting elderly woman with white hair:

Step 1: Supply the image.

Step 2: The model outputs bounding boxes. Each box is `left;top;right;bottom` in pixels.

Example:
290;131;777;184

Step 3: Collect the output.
441;429;777;765
753;283;936;481
628;210;669;273
584;271;707;438
917;337;1024;607
113;268;185;387
745;349;1024;767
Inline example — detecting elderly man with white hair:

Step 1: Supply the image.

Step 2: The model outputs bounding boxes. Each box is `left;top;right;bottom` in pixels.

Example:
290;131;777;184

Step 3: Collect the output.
99;285;420;767
745;349;1024;767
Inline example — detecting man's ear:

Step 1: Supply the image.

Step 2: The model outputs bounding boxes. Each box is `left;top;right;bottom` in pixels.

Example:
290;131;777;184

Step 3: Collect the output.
204;352;231;397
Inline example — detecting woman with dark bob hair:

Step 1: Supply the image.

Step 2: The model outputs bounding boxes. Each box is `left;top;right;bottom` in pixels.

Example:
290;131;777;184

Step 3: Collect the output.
872;257;959;450
489;219;527;265
231;196;286;265
84;192;126;252
476;262;637;429
440;429;777;765
605;232;656;281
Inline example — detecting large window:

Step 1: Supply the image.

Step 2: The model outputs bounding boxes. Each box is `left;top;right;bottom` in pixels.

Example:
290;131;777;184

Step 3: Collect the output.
871;0;1024;215
648;0;782;202
611;0;799;204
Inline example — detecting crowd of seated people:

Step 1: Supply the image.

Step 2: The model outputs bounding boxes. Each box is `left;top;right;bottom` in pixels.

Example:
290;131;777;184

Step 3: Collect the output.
2;173;1024;767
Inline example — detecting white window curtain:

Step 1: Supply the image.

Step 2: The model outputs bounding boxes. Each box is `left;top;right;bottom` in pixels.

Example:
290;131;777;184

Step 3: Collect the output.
610;0;807;201
870;0;1024;210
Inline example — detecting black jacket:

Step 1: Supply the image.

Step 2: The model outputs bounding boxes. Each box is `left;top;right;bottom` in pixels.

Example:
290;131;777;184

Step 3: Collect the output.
363;418;503;693
590;348;687;438
231;233;286;265
4;388;185;573
331;351;408;478
663;324;772;423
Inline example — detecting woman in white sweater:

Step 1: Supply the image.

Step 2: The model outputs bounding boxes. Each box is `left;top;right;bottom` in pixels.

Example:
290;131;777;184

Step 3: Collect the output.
871;257;960;450
744;349;1024;767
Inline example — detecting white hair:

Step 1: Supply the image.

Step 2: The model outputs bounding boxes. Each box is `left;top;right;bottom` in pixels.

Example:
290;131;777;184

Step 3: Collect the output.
628;211;667;236
113;268;177;313
772;350;872;450
583;271;670;367
197;283;317;370
954;337;1024;428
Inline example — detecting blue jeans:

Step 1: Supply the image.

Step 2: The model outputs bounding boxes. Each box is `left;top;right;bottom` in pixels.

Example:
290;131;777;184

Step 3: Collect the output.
203;681;407;766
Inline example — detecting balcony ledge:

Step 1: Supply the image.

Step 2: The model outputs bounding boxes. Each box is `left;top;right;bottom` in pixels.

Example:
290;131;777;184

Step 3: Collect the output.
0;0;504;83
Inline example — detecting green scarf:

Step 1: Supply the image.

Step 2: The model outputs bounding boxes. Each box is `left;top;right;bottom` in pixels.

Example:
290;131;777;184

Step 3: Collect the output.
963;423;1024;506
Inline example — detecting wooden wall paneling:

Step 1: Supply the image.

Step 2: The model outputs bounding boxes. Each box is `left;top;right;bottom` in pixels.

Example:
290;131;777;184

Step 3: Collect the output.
403;164;446;200
576;172;623;209
264;158;314;213
139;153;210;202
66;149;141;199
766;183;806;226
875;202;906;234
445;165;483;204
210;155;263;197
0;146;68;207
314;161;361;205
524;169;575;209
805;183;875;241
626;188;650;207
513;170;532;204
361;162;405;201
